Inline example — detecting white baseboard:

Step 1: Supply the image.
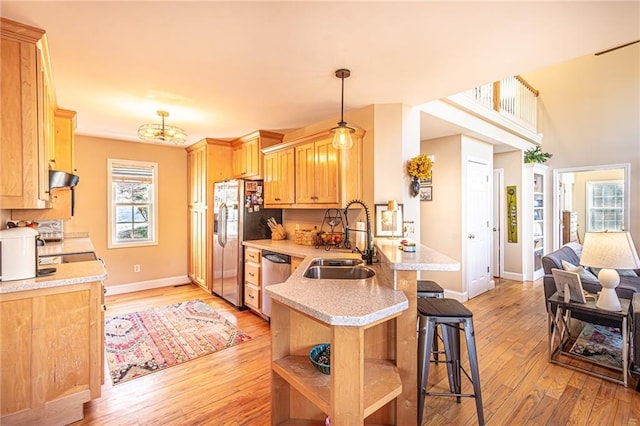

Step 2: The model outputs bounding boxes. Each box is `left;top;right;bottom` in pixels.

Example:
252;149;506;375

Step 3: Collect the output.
443;289;467;302
501;271;524;282
105;275;192;295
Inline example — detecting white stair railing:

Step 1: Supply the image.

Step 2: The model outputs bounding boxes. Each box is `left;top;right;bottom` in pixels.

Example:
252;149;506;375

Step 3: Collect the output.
463;76;539;132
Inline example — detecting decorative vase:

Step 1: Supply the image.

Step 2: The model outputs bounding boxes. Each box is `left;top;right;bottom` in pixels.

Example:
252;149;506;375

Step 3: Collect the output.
410;177;420;197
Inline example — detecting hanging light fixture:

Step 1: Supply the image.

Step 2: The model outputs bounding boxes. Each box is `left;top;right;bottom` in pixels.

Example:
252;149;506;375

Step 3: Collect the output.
138;110;188;144
330;68;355;149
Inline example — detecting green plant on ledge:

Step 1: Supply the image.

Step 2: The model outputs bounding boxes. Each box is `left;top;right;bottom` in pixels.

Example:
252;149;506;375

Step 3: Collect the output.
524;146;553;164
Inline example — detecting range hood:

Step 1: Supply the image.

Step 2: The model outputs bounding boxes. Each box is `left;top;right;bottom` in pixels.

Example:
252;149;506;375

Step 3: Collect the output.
49;170;80;216
49;170;79;189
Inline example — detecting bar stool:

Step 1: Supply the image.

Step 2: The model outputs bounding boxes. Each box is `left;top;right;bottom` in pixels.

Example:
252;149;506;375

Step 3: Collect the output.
417;280;444;361
417;298;484;426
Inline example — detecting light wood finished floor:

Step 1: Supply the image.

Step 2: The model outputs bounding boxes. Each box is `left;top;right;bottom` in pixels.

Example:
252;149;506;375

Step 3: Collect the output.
72;279;640;425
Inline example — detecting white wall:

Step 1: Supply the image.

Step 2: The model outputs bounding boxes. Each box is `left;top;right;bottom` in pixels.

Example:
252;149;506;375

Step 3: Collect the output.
523;43;640;246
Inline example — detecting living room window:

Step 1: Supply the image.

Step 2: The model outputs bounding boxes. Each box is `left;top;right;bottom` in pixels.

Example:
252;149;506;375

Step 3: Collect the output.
108;159;158;248
586;180;624;232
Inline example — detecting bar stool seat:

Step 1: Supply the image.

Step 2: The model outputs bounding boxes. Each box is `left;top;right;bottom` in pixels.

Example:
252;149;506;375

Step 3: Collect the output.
417;297;484;426
417;280;444;298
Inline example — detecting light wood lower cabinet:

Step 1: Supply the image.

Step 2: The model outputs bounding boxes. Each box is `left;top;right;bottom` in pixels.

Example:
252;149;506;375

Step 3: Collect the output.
244;247;262;314
270;301;402;424
290;256;304;275
0;281;104;425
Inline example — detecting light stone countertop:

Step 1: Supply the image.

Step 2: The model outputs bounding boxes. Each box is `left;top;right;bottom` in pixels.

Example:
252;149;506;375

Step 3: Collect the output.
38;237;96;257
244;238;459;326
375;239;460;271
0;260;107;294
265;252;407;326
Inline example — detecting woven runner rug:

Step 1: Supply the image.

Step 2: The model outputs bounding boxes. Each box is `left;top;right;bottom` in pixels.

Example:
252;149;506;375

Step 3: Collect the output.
569;323;622;369
105;299;252;384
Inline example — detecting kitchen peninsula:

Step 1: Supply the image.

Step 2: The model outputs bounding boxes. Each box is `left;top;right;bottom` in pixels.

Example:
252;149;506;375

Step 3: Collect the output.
0;258;106;425
246;238;459;425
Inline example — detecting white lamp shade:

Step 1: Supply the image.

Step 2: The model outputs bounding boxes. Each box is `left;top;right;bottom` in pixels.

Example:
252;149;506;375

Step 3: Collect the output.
580;232;640;269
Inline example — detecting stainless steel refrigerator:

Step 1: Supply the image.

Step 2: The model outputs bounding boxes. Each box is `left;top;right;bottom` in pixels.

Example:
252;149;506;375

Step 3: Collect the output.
212;179;282;308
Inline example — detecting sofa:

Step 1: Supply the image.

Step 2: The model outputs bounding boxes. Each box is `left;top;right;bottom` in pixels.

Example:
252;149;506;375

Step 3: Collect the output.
541;243;640;368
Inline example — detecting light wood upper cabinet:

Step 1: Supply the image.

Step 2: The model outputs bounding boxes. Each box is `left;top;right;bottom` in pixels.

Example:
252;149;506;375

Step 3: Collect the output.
264;148;295;206
231;130;284;179
295;138;339;205
12;108;77;221
263;129;364;209
0;18;54;209
232;138;259;178
54;109;76;173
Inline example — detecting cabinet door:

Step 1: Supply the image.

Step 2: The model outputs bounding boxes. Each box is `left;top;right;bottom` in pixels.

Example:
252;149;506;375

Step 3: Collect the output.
0;30;49;208
277;148;295;204
54;110;76;173
189;207;207;290
188;145;206;206
244;138;259;177
264;148;294;206
313;138;339;204
232;144;243;178
295;141;316;204
264;151;279;205
232;138;259;178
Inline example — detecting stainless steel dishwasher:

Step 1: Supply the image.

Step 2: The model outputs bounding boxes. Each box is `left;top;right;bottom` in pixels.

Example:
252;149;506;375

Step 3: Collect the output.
261;250;291;318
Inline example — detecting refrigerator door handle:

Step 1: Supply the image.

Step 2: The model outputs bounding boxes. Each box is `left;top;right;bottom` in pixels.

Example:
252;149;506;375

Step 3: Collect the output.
219;203;228;247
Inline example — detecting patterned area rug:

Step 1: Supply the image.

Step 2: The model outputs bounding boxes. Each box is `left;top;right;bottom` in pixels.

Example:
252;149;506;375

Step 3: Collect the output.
569;323;622;369
105;299;252;384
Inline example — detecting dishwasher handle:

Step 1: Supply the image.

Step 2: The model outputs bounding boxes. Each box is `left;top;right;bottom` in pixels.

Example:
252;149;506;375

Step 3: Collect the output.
262;250;291;264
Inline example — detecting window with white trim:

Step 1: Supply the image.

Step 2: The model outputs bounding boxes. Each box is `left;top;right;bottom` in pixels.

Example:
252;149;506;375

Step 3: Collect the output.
586;180;624;232
108;159;158;248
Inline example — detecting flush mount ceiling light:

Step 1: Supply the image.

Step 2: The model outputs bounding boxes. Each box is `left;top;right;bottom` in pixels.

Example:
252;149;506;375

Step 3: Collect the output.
330;68;355;150
138;110;187;144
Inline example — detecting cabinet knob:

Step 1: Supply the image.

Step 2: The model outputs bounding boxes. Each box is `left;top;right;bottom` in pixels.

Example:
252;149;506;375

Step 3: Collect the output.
468;234;475;239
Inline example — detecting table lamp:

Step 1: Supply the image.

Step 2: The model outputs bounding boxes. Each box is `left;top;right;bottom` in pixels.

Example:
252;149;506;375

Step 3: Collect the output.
580;231;640;311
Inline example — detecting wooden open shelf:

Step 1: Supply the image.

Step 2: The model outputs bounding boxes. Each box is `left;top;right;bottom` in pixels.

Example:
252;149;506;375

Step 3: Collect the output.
273;356;402;419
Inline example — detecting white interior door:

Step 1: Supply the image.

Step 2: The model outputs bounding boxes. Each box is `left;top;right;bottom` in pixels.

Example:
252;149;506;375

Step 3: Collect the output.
492;169;503;278
467;160;491;299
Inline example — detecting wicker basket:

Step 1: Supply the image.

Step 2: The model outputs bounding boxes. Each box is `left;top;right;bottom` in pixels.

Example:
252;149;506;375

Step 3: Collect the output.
295;229;315;246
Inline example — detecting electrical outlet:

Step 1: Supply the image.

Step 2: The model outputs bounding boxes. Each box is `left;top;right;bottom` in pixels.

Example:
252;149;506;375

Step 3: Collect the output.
295;224;300;230
134;264;140;273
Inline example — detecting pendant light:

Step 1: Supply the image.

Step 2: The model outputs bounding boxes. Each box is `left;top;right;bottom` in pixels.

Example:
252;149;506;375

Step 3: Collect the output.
138;110;188;144
330;68;355;149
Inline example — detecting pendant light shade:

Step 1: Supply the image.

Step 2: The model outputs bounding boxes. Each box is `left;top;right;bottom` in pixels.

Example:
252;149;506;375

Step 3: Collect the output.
330;68;355;149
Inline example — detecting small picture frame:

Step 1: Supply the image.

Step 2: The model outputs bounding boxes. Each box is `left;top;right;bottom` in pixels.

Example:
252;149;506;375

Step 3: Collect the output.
374;204;403;237
420;186;432;202
551;268;587;303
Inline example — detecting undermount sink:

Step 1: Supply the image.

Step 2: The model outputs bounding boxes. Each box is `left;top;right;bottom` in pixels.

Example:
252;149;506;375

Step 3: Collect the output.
303;265;376;280
309;258;363;267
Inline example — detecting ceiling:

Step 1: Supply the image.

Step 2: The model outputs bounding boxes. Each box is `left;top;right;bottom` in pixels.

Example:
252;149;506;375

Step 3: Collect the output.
2;1;639;146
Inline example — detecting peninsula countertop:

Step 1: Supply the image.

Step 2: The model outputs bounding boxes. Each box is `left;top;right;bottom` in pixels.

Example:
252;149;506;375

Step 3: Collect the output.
0;260;107;294
246;238;459;326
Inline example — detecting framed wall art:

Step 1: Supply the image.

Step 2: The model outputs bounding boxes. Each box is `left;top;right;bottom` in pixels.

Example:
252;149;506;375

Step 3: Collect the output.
374;203;404;237
420;185;432;202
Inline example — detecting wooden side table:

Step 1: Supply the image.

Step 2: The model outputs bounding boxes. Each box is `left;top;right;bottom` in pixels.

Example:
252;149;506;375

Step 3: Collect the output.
547;292;632;386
